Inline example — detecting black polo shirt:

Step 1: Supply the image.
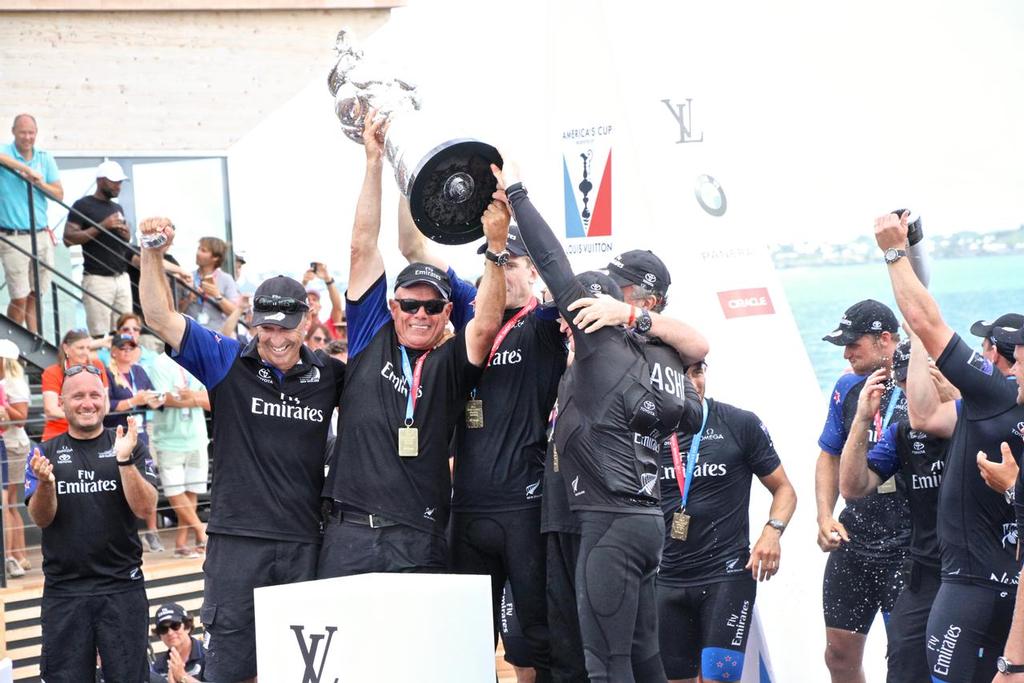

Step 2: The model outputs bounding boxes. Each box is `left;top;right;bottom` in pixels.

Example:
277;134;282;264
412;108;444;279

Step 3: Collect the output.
67;195;133;275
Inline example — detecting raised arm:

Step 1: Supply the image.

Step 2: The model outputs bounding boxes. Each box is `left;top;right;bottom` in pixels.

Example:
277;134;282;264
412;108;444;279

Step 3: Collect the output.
26;447;57;529
875;213;953;358
905;326;957;437
464;201;509;366
838;368;887;498
115;418;158;520
347;111;388;301
138;217;187;350
398;195;448;270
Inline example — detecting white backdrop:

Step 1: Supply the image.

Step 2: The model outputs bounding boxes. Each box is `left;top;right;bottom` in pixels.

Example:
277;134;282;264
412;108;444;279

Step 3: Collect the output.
225;2;1024;679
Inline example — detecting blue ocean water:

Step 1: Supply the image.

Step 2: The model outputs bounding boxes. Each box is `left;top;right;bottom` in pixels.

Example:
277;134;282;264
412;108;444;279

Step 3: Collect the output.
779;254;1024;396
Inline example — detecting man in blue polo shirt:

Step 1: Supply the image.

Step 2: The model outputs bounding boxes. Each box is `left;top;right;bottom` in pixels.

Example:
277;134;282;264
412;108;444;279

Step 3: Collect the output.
0;113;63;333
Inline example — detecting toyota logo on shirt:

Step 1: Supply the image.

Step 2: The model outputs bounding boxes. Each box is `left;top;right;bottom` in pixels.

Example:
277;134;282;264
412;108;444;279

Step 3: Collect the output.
717;287;775;319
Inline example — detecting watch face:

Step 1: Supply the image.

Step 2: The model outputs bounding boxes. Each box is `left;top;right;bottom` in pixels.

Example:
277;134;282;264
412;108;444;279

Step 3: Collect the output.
998;657;1008;673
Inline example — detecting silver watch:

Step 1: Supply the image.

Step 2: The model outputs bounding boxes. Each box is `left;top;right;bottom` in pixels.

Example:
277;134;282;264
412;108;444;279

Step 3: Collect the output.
766;518;786;534
883;247;906;265
1005;486;1016;505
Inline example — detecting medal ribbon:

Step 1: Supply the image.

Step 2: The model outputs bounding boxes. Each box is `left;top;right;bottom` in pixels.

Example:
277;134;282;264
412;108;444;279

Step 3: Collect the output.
669;399;708;512
399;346;431;426
470;298;537;399
874;386;902;440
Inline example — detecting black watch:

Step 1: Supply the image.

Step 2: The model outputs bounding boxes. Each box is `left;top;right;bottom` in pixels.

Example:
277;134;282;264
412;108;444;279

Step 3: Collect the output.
883;247;906;265
997;656;1024;674
485;249;511;267
634;309;653;334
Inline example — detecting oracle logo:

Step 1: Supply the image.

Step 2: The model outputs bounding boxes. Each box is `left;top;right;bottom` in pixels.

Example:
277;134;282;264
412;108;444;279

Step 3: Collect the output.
718;288;775;319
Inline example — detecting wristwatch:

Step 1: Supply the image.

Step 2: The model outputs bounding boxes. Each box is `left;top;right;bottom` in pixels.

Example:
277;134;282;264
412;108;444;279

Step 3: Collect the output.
883;247;906;265
997;656;1024;674
1004;486;1016;505
766;518;787;534
485;249;511;267
634;308;653;334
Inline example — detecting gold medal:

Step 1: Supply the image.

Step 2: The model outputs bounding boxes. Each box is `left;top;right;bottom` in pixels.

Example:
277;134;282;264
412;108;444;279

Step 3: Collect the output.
398;426;419;457
465;399;484;429
670;511;691;541
552;443;559;472
877;476;897;494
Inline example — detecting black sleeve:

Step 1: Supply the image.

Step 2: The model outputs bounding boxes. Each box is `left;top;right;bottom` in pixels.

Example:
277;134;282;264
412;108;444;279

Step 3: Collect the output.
66;198;87;227
739;409;783;477
676;373;703;435
132;441;160;489
936;333;1018;419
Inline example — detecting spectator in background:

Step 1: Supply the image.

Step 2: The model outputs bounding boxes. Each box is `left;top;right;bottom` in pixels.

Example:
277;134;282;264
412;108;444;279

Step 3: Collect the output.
105;334;165;553
0;114;63;334
62;161;134;337
150;602;207;682
178;237;240;331
0;339;30;577
302;261;344;338
305;321;331;352
325;339;348;363
149;351;210;559
41;329;109;442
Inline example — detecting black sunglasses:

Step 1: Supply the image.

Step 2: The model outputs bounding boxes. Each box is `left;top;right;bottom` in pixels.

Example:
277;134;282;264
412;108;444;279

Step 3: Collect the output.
65;364;102;377
155;621;184;635
253;296;309;314
396;298;446;315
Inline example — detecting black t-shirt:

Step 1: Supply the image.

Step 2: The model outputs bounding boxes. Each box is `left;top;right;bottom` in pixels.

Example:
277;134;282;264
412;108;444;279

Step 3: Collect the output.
658;399;782;585
866;421;948;569
452;304;566;512
25;430;157;596
67;195;133;275
174;318;346;544
935;334;1024;588
328;286;482;536
541;384;581;535
507;184;702;514
818;373;912;560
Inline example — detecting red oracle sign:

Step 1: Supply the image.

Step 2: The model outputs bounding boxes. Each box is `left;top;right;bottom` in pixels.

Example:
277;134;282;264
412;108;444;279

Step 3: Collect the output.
718;288;776;318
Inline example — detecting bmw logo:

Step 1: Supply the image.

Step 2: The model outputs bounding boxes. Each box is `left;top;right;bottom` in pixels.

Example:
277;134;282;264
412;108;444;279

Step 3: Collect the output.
694;174;727;217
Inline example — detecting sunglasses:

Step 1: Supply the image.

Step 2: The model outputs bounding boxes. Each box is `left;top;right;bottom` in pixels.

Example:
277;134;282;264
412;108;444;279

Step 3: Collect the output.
310;336;327;343
253;296;309;314
120;326;142;333
155;621;184;635
65;364;102;377
396;299;446;315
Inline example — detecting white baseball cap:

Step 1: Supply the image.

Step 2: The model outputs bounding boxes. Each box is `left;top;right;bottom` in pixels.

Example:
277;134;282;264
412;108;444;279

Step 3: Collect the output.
96;160;129;182
0;339;21;360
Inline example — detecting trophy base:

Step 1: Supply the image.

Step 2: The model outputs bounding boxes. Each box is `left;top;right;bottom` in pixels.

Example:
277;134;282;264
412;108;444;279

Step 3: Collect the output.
407;139;502;245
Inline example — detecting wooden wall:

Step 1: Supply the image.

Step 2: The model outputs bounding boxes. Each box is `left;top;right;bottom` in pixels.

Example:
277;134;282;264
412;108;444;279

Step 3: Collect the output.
0;7;392;151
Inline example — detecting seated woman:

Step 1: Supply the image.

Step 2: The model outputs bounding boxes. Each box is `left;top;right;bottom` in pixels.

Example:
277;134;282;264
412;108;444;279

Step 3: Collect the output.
150;602;207;682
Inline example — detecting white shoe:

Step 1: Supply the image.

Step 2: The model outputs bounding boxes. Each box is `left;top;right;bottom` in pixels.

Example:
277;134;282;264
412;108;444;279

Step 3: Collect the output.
6;557;25;578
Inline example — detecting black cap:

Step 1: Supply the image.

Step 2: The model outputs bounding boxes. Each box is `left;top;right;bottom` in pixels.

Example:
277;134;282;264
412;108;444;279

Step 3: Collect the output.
822;299;899;345
972;313;1024;364
250;275;309;329
892;338;911;382
154;602;187;627
476;224;529;258
992;319;1024;346
395;263;452;300
111;333;137;349
576;270;624;301
606;250;672;292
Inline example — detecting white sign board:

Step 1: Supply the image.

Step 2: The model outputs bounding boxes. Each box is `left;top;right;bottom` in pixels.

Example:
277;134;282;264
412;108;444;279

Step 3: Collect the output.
254;572;495;683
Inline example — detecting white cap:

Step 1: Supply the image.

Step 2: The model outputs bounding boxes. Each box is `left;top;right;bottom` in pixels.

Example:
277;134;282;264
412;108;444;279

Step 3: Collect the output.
0;339;21;360
96;160;129;182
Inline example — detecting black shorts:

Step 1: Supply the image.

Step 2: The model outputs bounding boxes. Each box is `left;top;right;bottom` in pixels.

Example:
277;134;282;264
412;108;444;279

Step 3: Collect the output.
822;545;904;634
317;512;447;577
499;581;533;667
576;510;666;683
925;581;1015;682
40;588;149;683
201;532;319;682
450;507;549;671
656;578;757;680
886;560;940;683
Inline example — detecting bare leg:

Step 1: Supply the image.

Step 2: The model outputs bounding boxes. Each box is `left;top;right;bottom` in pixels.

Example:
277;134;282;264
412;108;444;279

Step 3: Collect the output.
5;483;26;562
824;627;867;683
7;297;26;326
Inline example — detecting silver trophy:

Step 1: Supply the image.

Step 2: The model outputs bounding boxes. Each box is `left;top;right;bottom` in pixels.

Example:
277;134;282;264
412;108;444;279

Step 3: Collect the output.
328;29;502;245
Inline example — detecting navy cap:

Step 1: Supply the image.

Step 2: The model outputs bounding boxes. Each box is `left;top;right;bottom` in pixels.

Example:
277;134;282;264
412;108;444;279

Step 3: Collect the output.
823;300;899;345
111;333;137;348
971;313;1023;363
992;320;1024;346
477;224;529;258
575;270;624;302
154;602;187;627
251;275;309;330
395;263;452;300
